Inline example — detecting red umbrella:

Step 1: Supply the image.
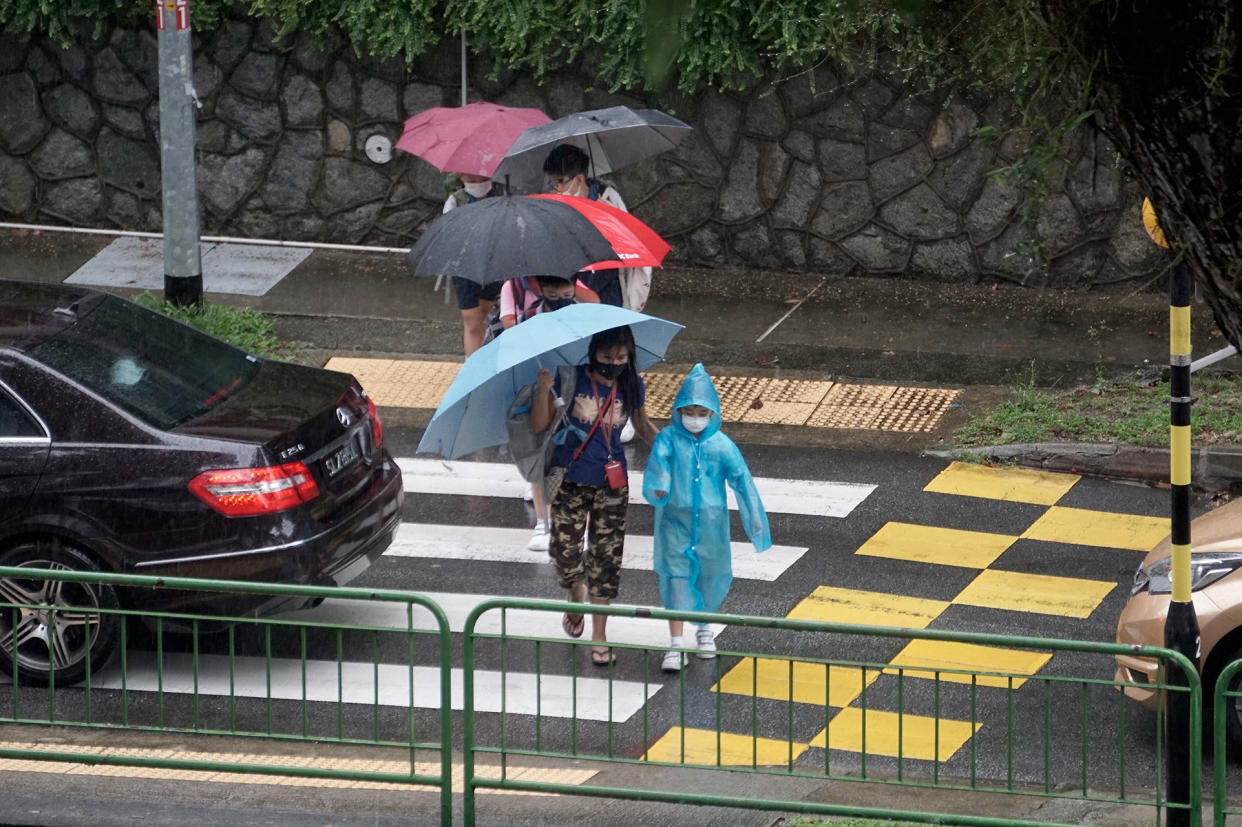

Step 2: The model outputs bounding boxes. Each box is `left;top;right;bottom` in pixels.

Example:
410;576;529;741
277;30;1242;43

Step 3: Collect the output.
395;101;551;178
528;194;671;271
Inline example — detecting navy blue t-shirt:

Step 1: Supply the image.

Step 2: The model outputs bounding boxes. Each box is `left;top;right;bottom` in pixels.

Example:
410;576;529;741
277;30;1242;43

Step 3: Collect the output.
551;366;645;486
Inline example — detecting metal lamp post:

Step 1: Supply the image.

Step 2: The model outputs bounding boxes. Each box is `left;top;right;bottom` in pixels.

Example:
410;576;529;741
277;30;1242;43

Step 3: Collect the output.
156;0;203;307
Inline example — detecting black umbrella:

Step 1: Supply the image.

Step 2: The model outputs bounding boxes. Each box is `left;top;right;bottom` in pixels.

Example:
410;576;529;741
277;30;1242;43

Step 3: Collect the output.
406;195;622;285
492;106;693;193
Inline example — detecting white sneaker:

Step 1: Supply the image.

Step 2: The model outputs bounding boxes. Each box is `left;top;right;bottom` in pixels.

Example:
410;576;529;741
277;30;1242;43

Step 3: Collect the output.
620;418;635;443
695;627;716;659
527;522;550;551
661;650;683;673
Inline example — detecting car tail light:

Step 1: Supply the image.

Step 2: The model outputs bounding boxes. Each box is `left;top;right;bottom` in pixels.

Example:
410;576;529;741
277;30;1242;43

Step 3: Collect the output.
366;395;383;448
189;462;320;517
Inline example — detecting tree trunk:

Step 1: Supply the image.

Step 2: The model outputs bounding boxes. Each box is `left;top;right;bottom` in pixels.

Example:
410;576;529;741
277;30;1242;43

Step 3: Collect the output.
1042;0;1242;350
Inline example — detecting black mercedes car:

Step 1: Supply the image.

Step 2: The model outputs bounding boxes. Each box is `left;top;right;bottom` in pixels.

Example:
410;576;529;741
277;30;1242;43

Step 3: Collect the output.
0;279;403;685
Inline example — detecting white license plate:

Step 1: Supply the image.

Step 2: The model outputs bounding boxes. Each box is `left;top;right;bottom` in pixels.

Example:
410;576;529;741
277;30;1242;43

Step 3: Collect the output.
324;439;360;477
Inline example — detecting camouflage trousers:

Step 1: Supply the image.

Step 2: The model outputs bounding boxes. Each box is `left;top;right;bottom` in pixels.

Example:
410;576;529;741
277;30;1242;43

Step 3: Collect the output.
548;480;628;600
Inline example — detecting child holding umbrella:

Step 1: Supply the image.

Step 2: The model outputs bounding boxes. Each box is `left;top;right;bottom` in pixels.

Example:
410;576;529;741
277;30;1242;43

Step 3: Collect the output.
642;363;771;672
530;325;657;665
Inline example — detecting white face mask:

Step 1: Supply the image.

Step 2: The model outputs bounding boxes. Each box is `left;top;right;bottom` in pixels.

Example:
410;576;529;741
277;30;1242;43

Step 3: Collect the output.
681;414;711;434
463;180;493;199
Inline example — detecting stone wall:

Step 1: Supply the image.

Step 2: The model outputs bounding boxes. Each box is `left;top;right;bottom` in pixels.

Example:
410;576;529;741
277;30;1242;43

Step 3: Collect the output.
0;22;1167;288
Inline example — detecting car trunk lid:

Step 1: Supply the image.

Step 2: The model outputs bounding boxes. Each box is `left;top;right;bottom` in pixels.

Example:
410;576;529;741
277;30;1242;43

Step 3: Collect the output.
174;361;380;516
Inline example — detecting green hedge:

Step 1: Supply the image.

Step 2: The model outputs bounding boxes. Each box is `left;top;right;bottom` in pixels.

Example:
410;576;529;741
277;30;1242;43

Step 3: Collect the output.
1;0;1053;96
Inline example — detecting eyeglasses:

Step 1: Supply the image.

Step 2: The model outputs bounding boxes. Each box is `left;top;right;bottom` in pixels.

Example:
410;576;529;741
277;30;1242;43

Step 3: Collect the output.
547;175;574;191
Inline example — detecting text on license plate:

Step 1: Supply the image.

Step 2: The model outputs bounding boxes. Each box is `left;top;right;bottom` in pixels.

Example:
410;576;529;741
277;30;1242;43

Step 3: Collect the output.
324;439;360;477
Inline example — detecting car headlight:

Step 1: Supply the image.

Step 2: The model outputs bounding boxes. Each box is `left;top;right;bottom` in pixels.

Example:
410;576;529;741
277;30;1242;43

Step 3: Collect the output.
1134;553;1242;595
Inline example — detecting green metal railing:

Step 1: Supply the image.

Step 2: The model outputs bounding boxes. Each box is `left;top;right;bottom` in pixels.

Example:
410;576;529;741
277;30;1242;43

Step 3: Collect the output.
462;598;1201;826
0;565;454;824
1214;659;1242;826
0;570;1217;825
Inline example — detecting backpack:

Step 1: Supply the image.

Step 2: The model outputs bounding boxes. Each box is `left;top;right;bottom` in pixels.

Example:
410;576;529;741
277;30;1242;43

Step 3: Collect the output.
483;277;543;344
505;364;577;484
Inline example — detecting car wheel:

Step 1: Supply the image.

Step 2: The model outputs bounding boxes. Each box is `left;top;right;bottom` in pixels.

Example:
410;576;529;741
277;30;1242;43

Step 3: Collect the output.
0;540;120;686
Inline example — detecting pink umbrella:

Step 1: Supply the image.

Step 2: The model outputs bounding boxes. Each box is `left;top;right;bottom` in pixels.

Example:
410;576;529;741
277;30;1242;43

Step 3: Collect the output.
395;101;551;178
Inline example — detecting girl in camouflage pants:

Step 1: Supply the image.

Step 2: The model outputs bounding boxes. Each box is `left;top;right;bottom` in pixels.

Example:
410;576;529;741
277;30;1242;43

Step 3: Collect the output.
531;326;658;665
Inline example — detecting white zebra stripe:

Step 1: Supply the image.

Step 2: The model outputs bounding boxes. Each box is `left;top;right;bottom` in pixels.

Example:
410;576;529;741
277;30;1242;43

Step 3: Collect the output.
398;457;874;518
383;523;807;582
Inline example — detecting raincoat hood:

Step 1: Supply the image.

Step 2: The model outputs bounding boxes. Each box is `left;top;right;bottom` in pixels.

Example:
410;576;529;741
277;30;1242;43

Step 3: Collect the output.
671;363;722;439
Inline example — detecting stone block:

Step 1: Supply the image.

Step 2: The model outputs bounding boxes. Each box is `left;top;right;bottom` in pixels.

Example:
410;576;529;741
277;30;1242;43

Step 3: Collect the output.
29;128;92;179
878;183;959;240
0;156;35;215
44;82;99;137
811;181;873;240
869;144;932;202
0;73;48;153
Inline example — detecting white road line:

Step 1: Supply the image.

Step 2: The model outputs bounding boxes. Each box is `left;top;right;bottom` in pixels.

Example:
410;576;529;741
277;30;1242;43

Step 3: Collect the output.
91;652;659;723
384;523;807;582
398;457;875;519
283;593;725;650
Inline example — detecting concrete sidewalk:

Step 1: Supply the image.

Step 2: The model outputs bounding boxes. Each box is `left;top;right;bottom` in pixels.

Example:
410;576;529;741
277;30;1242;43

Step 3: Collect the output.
5;225;1240;490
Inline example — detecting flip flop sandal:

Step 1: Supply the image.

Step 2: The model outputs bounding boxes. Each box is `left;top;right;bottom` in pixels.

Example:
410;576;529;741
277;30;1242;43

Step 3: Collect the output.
590;647;616;666
562;613;584;639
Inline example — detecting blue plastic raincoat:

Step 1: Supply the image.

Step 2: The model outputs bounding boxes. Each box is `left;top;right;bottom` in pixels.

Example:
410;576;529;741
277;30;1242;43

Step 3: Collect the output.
642;364;771;614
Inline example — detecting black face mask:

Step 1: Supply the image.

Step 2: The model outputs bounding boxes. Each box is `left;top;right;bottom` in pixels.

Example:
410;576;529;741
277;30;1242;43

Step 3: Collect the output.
543;297;574;311
591;359;628;380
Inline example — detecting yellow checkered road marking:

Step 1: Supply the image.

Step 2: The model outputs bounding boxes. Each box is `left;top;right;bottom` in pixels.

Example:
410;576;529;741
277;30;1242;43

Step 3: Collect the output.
924;461;1079;504
1022;506;1169;551
714;658;879;707
643;727;810;766
885;640;1052;688
953;569;1115;618
810;708;981;762
854;522;1015;569
785;585;948;629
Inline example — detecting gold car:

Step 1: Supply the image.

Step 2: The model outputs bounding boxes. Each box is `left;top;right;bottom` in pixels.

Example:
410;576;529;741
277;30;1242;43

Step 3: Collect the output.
1115;498;1242;746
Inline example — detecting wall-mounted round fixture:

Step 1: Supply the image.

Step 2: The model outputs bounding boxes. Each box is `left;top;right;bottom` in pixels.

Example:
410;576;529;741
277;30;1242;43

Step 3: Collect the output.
365;134;393;164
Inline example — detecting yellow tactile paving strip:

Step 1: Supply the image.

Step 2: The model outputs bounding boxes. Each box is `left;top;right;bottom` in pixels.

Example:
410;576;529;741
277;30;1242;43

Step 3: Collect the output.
653;463;1168;768
0;741;593;794
323;357;961;433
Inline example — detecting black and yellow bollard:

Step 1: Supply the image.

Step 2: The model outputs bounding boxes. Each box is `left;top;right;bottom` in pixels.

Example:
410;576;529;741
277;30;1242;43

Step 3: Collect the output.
1148;198;1200;826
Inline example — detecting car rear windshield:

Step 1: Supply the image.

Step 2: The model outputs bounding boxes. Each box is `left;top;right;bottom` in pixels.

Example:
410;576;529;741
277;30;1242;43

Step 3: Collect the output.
30;295;261;430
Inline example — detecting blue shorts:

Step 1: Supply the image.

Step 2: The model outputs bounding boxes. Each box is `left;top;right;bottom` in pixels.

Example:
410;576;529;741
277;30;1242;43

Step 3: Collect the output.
452;277;501;310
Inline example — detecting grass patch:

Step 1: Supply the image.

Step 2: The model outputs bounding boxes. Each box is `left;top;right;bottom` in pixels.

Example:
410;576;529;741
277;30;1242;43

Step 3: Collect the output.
955;366;1242;449
133;292;281;358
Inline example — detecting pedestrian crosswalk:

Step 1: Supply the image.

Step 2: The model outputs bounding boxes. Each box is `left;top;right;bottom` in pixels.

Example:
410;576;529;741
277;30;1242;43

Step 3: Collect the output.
9;455;1172;779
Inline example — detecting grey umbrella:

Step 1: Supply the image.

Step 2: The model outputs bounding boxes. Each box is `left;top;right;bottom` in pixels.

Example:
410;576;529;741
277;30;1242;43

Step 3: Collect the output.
491;106;693;192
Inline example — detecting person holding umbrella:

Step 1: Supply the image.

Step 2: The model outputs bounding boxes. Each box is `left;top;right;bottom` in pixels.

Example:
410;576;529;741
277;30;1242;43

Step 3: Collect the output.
395;100;552;357
442;173;507;356
529;325;657;665
543;143;648;443
543;144;645;311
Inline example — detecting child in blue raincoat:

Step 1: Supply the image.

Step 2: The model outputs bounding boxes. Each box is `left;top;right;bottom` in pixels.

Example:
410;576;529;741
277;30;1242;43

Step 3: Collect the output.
642;363;771;673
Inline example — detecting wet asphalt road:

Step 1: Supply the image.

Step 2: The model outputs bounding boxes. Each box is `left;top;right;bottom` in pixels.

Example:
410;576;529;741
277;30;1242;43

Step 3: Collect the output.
364;423;1200;792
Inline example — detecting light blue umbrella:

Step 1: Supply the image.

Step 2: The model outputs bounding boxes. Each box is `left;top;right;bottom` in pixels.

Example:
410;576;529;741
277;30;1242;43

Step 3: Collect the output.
417;303;683;459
